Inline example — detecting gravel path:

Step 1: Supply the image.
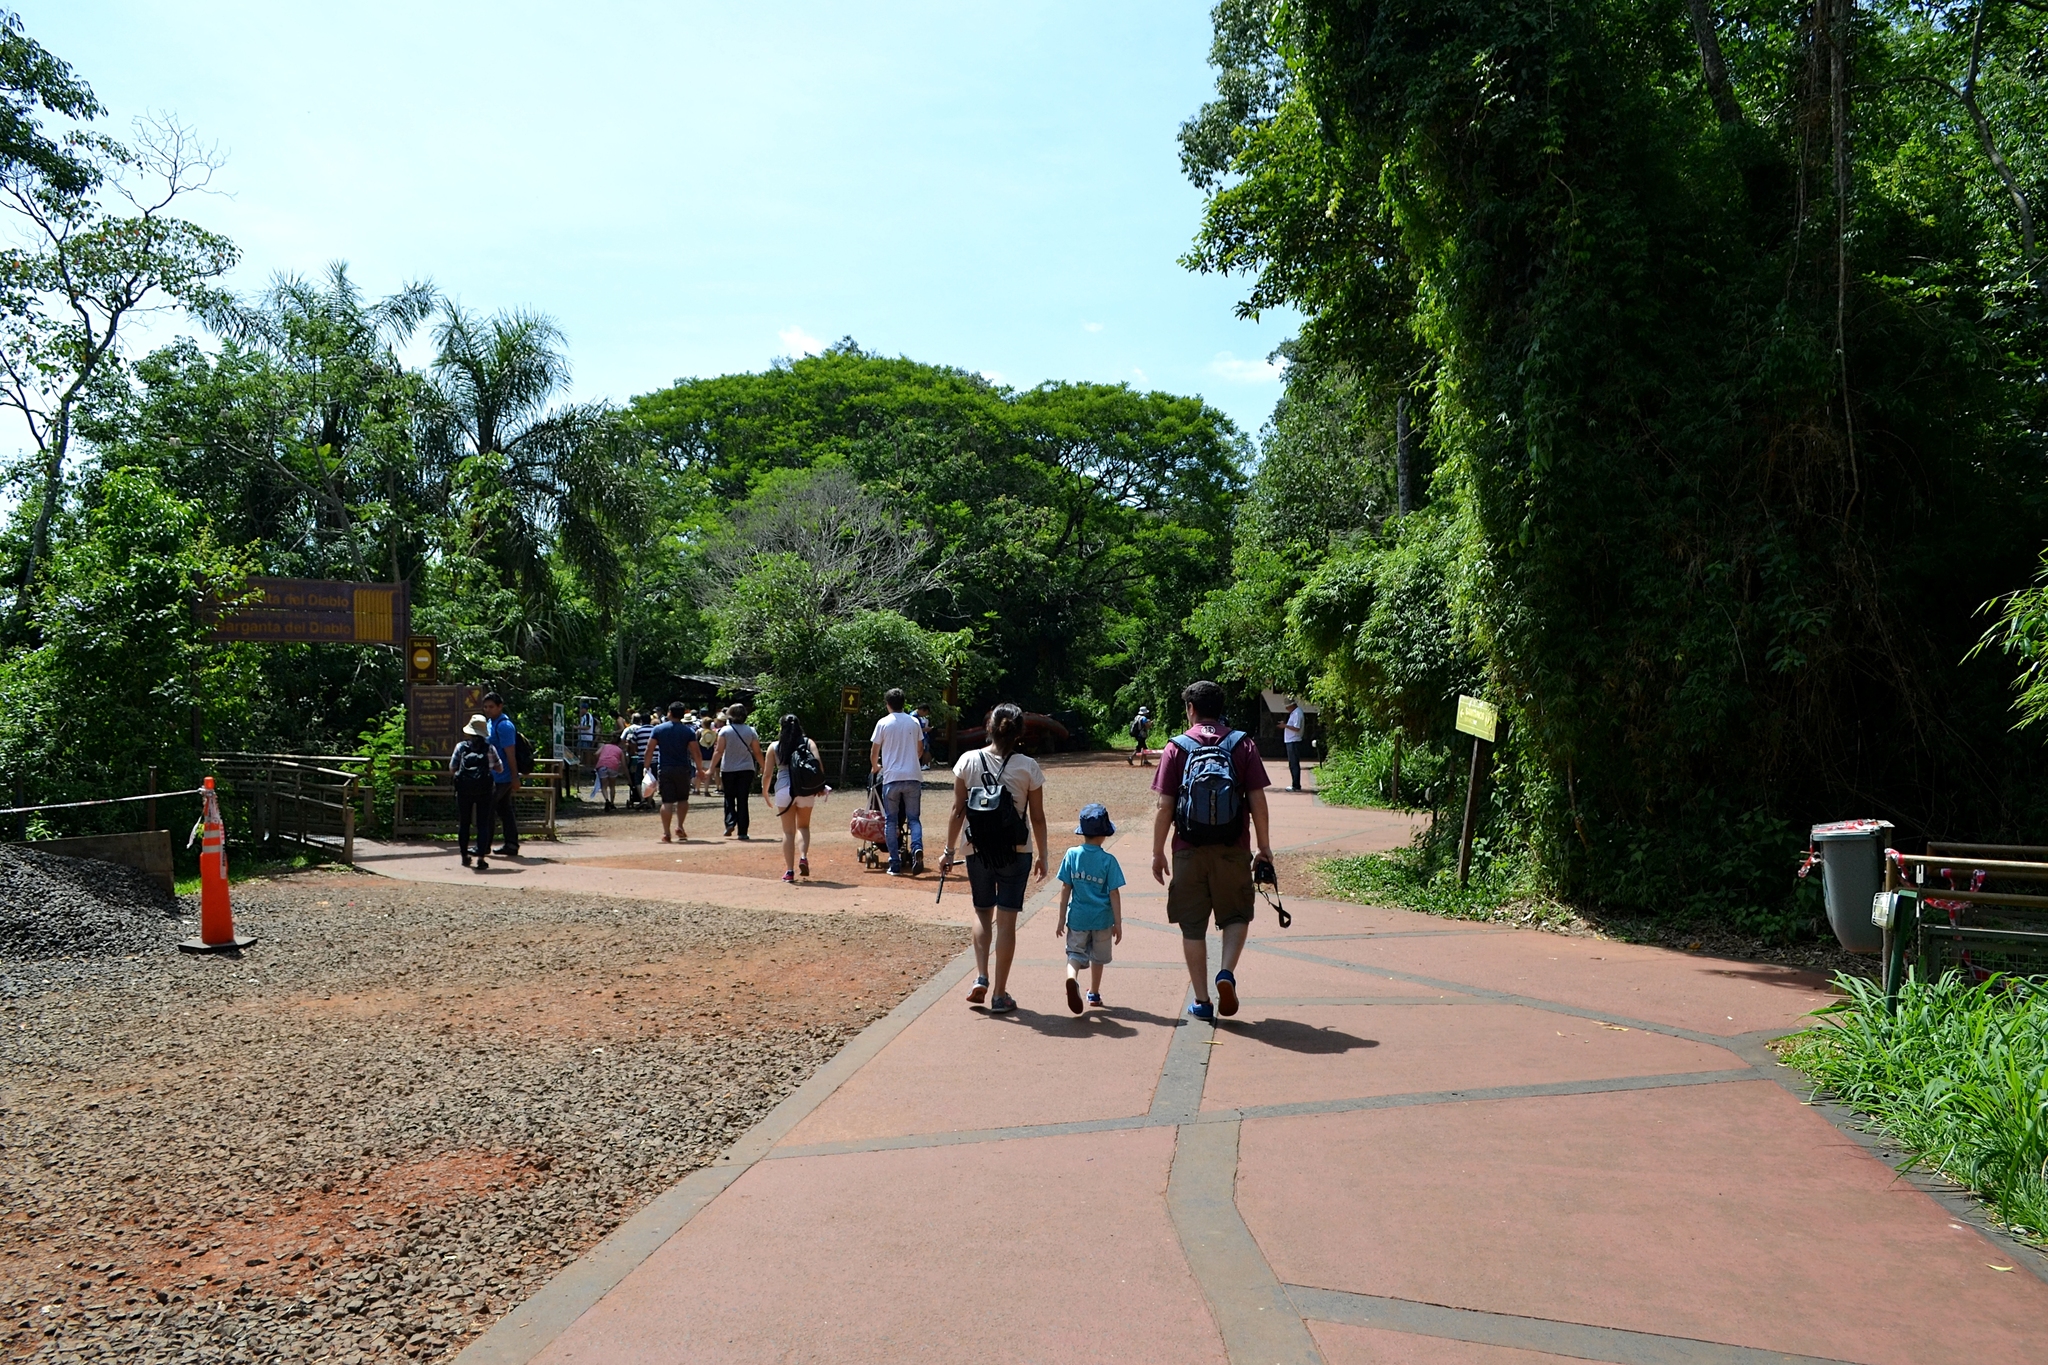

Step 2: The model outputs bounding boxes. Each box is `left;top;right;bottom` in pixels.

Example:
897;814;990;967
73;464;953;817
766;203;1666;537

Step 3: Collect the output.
2;873;962;1363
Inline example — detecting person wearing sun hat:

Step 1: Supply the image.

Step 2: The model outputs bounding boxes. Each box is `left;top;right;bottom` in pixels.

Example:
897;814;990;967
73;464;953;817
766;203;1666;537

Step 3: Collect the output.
1054;802;1125;1013
447;713;504;871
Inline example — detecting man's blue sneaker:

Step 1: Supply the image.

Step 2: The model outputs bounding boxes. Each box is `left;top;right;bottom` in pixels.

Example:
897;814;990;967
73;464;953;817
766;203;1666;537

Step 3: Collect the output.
1187;1000;1216;1020
1216;969;1239;1017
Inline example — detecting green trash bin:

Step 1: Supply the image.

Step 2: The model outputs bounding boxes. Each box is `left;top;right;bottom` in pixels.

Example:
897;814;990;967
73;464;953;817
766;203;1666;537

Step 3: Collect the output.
1811;819;1893;955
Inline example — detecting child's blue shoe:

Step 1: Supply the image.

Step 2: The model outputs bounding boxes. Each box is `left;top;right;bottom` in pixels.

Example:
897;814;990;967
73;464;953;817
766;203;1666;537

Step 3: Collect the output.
1187;1000;1215;1020
1085;991;1103;1006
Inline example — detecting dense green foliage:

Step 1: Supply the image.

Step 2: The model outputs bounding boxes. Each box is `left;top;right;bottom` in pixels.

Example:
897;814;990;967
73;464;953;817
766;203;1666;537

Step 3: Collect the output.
1181;0;2048;929
632;342;1247;737
1785;974;2048;1240
0;17;1250;823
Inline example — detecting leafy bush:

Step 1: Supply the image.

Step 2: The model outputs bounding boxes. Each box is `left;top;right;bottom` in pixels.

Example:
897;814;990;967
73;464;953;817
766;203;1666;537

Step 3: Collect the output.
1783;974;2048;1243
1318;843;1576;932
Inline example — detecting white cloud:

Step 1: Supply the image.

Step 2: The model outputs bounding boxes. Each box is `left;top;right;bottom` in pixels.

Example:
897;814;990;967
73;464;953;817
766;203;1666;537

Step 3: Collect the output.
1131;366;1149;386
778;325;824;357
1081;321;1104;333
980;369;1006;385
1208;350;1288;384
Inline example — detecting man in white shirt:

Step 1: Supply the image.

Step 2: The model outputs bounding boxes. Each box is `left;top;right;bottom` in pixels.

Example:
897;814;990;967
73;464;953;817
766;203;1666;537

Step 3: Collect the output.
1283;697;1309;791
870;687;930;874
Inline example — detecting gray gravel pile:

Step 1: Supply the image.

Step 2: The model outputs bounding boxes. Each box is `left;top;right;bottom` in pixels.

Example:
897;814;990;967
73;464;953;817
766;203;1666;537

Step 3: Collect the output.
1;876;962;1364
0;844;178;963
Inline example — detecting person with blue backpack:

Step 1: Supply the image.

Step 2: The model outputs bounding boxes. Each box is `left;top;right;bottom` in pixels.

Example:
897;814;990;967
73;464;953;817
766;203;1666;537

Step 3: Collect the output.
1150;680;1274;1019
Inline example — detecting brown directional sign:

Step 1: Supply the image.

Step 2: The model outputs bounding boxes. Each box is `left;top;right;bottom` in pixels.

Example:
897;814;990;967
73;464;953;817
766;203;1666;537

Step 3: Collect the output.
209;578;410;645
408;684;482;756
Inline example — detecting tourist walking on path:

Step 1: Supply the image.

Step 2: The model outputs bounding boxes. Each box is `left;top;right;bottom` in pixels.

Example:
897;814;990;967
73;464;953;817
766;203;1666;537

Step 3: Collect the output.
449;714;504;871
711;703;765;839
870;687;929;875
939;703;1049;1015
1055;803;1124;1013
620;711;654;811
479;691;521;857
1127;705;1154;766
696;713;723;796
1152;680;1273;1019
593;736;624;811
765;714;827;882
1283;696;1309;791
644;703;702;843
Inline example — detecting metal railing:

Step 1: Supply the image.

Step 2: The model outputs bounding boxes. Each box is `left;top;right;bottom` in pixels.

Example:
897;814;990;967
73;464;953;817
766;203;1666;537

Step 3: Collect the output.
1881;844;2048;997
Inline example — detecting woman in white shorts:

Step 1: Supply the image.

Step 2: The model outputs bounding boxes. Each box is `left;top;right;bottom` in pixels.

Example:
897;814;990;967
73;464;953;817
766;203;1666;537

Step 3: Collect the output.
763;714;825;883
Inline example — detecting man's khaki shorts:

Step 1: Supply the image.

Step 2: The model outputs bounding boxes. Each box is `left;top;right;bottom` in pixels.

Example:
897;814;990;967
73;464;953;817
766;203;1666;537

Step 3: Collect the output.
1166;844;1255;940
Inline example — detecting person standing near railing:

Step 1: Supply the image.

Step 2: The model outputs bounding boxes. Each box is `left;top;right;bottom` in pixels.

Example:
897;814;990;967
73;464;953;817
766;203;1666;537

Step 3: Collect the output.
449;714;504;872
480;691;520;858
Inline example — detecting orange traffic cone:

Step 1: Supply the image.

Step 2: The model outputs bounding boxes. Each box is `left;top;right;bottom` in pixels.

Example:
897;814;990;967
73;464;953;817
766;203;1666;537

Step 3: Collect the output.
179;777;255;953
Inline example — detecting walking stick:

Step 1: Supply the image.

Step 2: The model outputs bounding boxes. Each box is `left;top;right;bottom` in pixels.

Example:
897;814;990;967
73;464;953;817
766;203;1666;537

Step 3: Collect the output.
935;856;949;904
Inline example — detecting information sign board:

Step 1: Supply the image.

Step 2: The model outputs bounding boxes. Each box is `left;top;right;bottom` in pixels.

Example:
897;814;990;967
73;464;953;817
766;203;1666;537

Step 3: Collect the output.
210;578;409;646
1455;695;1499;743
840;687;862;714
408;684;482;755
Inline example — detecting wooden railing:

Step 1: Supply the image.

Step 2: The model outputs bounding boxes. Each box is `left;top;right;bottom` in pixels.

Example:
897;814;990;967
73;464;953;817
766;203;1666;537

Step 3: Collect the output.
206;753;367;864
386;754;562;840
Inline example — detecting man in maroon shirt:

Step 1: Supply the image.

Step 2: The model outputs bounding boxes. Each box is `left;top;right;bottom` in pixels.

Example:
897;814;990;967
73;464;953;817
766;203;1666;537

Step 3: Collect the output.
1151;680;1274;1018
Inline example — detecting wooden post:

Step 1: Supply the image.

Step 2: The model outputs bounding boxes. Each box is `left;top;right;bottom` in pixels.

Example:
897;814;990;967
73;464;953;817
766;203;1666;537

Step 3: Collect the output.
145;765;157;832
839;712;853;784
1389;734;1402;808
1456;736;1486;889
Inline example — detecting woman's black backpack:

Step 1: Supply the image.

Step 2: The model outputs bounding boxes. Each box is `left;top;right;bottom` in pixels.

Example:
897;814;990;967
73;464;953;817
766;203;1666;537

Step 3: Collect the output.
786;741;827;796
965;752;1026;853
452;739;493;789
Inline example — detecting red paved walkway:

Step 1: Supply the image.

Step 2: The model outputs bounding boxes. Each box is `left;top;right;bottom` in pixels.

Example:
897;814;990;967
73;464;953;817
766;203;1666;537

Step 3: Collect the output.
408;759;2047;1365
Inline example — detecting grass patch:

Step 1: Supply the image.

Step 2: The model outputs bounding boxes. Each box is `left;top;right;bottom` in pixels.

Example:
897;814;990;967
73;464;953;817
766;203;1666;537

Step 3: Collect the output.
173;850;336;897
1317;845;1579;932
1781;973;2048;1243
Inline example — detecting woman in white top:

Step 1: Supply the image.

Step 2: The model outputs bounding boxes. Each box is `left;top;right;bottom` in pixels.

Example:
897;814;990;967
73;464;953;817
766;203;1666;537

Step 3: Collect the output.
762;713;825;883
938;702;1048;1015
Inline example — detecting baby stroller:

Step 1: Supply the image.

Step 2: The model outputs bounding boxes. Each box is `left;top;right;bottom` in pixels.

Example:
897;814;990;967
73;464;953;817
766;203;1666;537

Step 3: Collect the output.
625;751;650;812
849;773;917;871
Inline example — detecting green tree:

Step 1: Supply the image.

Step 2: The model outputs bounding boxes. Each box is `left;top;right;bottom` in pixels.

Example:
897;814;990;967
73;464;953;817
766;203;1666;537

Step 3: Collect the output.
1183;0;2048;918
0;112;237;624
0;468;259;817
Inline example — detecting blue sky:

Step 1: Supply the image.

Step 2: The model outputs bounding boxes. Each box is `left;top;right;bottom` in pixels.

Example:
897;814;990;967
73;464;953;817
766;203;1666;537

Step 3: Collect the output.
22;1;1296;438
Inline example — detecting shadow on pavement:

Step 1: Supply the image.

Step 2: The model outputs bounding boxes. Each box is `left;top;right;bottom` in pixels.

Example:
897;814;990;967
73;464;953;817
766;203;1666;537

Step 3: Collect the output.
1221;1017;1380;1054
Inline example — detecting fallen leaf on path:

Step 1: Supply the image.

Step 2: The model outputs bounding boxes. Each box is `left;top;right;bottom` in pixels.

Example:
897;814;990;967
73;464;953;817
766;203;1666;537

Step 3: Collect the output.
1989;1265;2014;1272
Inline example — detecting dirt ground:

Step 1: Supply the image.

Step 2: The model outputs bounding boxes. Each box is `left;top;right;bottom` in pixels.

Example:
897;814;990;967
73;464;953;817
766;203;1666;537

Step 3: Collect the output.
1;876;962;1363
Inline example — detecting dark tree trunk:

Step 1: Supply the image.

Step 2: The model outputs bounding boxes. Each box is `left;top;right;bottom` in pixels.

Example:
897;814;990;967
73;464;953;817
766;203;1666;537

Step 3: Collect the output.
1395;394;1415;515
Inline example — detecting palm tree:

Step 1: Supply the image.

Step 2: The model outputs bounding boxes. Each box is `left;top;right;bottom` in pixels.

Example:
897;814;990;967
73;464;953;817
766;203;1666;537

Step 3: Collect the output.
201;262;439;579
426;304;648;657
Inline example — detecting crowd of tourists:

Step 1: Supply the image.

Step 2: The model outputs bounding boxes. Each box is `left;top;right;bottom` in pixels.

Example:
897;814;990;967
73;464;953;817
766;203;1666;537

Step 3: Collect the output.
446;678;1288;1023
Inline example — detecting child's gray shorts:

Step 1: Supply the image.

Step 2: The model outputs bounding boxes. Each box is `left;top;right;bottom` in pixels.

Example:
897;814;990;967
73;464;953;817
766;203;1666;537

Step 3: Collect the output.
1065;927;1114;967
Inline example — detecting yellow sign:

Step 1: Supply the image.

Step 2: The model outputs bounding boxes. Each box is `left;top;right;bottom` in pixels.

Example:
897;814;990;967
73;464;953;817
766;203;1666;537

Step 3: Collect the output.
353;588;395;643
840;687;862;714
1455;695;1499;743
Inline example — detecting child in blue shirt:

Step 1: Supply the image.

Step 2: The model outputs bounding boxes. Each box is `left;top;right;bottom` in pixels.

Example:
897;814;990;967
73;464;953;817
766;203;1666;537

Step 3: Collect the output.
1055;803;1125;1014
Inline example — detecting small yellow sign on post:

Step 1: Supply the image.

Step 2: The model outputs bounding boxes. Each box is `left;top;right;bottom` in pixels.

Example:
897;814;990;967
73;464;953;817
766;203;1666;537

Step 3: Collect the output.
841;687;862;714
1455;695;1498;743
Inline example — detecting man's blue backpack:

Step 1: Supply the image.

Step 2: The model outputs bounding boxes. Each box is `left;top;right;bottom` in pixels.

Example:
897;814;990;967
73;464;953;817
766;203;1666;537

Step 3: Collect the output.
1172;730;1247;845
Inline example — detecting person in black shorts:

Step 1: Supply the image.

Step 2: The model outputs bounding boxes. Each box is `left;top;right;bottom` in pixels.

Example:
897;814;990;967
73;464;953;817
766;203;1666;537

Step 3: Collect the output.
938;703;1049;1015
643;702;702;843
